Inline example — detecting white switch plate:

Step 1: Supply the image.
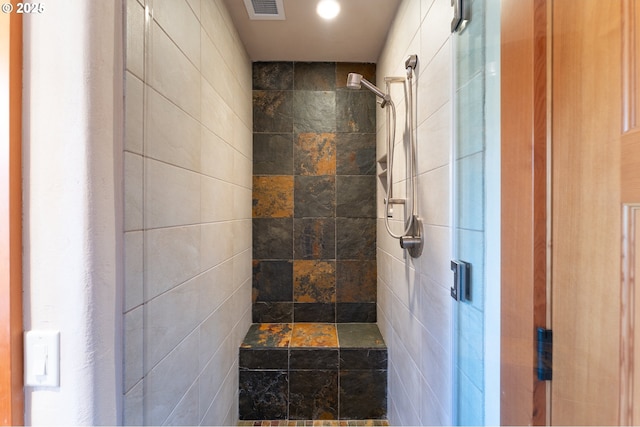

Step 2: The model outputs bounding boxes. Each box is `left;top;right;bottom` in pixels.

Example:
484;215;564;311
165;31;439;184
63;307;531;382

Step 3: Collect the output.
24;330;60;387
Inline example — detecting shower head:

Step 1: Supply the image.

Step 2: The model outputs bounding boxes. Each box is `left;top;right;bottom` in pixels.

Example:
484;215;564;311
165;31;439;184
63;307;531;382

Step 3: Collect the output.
346;73;391;107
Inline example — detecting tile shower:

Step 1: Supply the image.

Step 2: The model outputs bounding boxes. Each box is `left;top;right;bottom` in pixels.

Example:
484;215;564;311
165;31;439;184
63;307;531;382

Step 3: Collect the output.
240;62;387;421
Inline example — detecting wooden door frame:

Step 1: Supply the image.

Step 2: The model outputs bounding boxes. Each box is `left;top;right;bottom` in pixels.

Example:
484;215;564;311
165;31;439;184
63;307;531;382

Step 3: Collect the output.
0;6;23;426
501;0;548;424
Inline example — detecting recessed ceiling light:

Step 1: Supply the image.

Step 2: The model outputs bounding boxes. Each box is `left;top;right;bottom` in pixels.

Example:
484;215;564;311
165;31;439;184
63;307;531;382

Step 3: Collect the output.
317;0;340;20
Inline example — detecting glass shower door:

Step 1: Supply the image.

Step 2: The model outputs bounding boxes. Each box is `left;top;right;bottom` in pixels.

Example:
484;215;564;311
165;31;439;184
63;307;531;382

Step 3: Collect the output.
451;0;500;424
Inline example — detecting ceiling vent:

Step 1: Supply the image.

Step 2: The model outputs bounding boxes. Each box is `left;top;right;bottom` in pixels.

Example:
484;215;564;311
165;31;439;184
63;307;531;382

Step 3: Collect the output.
243;0;286;20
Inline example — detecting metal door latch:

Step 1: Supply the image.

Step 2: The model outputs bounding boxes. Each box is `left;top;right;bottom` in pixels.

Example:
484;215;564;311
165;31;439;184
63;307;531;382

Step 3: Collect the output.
450;260;471;301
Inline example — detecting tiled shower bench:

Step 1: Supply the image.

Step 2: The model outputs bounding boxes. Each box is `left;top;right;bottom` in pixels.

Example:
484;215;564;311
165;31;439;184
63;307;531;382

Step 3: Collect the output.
239;323;387;421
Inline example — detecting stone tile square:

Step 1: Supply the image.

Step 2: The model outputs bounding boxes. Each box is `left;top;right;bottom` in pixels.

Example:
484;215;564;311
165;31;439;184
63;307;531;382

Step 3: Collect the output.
253;218;293;260
294;303;336;323
239;370;289;420
335;218;376;260
293;260;336;303
336;261;376;303
290;323;338;348
293;91;336;133
335;133;376;176
253;62;294;90
253;302;293;323
289;370;338;420
241;323;292;348
254;133;294;175
336;176;376;218
336;303;376;323
253;260;293;302
253;176;294;218
293;218;336;260
294;62;336;91
254;90;294;133
336;324;385;348
294;176;335;218
295;133;336;176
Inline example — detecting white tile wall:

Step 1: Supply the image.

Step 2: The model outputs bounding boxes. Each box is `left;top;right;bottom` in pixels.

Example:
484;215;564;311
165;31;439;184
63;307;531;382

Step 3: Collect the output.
123;0;252;424
376;0;454;425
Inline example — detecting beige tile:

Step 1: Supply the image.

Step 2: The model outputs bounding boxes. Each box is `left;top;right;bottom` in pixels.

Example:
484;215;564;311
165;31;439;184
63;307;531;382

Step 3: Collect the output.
201;175;234;222
147;88;201;172
145;225;201;300
124;152;143;231
144;331;200;425
417;38;451;125
145;158;201;228
416;102;450;173
123;380;143;426
200;221;234;271
125;0;144;79
124;72;143;155
154;0;200;70
124;231;143;311
418;165;449;227
145;276;201;369
201;77;234;144
124;306;143;392
201;125;234;182
149;22;201;121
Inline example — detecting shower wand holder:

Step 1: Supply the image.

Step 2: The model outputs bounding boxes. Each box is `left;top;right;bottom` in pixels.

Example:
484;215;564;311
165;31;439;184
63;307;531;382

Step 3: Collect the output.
399;215;423;258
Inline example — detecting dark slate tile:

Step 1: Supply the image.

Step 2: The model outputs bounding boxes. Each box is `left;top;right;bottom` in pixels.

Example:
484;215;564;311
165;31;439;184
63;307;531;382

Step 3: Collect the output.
240;348;289;370
253;176;294;218
336;260;377;303
253;62;294;90
240;323;292;348
253;302;293;323
290;349;339;370
253;218;293;259
293;218;336;260
339;349;387;370
294;176;335;218
336;176;376;218
253;133;293;175
252;260;293;302
294;62;336;91
337;323;386;348
336;63;376;89
291;323;338;348
336;90;376;133
289;370;338;420
294;303;335;323
335;218;376;259
293;91;336;133
293;260;336;303
336;303;377;323
254;90;293;133
294;132;336;176
335;133;376;175
239;370;289;420
339;370;387;419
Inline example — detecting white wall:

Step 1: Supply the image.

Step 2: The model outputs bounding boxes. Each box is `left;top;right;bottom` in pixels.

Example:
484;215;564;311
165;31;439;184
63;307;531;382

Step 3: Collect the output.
376;0;455;425
123;0;253;425
22;1;123;424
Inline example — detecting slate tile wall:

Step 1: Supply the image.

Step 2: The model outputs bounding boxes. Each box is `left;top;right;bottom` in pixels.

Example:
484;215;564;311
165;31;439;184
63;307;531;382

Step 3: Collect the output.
252;62;377;323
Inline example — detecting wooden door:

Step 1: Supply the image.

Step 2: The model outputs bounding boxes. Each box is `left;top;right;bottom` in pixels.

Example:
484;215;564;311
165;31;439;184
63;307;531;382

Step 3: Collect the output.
0;5;23;426
551;0;640;424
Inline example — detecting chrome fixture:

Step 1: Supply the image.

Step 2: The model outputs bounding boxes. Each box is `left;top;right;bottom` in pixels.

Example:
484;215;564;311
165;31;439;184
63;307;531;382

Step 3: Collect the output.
346;55;423;257
346;73;391;108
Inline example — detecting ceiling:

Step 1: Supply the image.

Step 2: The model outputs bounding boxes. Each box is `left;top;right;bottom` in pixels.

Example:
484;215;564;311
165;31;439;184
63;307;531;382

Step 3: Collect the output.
222;0;403;63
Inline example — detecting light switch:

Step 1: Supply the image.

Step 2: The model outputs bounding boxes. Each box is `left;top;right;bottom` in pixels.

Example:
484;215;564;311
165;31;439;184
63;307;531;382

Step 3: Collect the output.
25;330;60;387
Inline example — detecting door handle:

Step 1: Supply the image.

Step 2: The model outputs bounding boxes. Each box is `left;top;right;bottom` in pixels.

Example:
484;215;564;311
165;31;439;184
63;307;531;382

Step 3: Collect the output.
450;260;471;302
451;0;470;33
